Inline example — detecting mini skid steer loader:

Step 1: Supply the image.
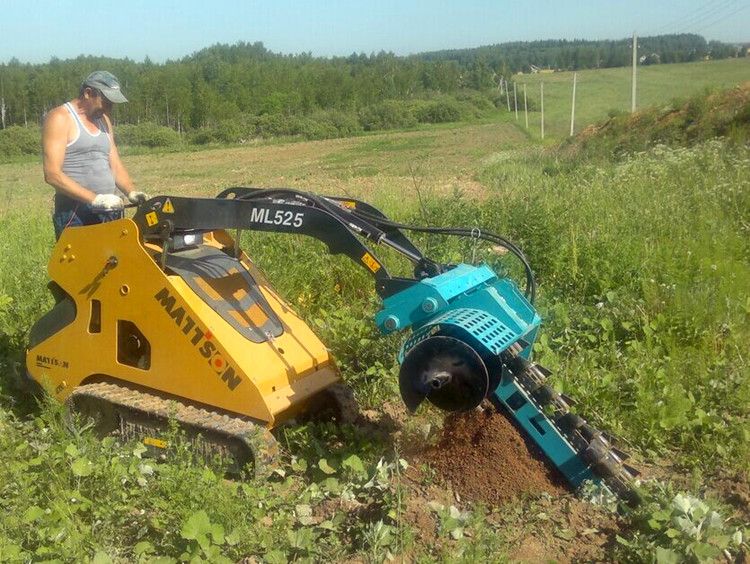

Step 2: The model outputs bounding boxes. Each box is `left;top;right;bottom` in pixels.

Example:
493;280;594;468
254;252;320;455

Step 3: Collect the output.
26;187;639;501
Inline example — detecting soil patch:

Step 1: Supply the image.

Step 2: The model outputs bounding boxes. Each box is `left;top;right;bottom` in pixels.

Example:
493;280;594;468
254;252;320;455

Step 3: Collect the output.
502;495;624;563
414;407;568;505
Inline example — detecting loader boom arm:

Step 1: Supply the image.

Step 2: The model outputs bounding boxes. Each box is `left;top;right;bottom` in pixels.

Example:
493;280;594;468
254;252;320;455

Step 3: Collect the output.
132;194;419;297
132;188;535;302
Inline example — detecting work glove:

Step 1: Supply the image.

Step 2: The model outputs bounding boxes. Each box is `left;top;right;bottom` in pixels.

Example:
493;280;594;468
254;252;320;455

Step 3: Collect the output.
90;193;124;211
127;191;149;204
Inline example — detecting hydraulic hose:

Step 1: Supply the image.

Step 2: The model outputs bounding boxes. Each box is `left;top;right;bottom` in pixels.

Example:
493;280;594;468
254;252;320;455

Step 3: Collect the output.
226;187;536;303
347;208;537;304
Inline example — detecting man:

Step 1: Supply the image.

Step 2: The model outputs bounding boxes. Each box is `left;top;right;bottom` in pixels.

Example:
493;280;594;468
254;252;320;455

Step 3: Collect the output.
42;70;147;240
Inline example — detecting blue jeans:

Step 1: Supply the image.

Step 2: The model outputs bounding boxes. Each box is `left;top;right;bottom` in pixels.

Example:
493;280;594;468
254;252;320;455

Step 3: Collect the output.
53;205;123;240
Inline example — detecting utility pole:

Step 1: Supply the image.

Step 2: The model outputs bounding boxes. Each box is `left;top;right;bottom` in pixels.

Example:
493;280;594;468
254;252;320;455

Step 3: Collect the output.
523;83;528;129
506;79;511;112
0;79;5;129
540;82;545;139
570;72;577;136
513;81;518;121
631;32;638;113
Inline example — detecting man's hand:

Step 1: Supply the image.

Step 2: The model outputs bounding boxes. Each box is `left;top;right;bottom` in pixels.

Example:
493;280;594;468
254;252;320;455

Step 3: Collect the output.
91;194;124;211
127;191;149;204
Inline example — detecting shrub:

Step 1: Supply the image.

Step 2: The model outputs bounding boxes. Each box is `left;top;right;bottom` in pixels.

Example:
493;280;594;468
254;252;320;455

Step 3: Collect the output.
414;100;463;124
187;127;220;145
358;101;417;131
190;109;365;144
252;113;306;138
190;114;290;141
297;117;339;140
213;119;248;144
307;109;363;138
115;122;182;148
454;90;495;112
0;126;40;158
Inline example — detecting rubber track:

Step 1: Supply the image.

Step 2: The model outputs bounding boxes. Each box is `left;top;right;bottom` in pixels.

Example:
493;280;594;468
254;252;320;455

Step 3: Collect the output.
68;381;279;474
320;382;359;424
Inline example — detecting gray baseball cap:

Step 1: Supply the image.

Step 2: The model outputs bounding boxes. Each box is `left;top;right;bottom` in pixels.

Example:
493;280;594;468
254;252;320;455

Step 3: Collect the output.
82;71;128;103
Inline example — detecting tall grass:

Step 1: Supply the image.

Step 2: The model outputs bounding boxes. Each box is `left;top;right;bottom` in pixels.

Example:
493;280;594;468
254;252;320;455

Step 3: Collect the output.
478;141;750;469
2;140;748;471
236;138;750;472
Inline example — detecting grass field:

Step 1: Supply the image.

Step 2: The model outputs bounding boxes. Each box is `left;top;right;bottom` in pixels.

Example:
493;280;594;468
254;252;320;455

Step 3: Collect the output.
0;74;749;561
0;119;528;217
513;57;750;139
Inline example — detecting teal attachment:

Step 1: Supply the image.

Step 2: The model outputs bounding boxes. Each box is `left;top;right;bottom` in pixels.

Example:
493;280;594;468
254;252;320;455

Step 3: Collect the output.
493;379;596;487
378;262;600;490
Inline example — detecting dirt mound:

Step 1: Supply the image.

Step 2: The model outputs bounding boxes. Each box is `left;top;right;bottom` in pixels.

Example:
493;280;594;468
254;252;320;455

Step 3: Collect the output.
416;407;568;505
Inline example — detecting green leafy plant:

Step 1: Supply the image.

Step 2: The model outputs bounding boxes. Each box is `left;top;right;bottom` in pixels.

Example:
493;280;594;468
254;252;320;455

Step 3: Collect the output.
179;510;236;563
617;482;748;563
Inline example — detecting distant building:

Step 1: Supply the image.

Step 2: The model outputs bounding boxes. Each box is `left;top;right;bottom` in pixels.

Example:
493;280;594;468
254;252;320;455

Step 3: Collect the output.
527;64;555;74
639;53;661;65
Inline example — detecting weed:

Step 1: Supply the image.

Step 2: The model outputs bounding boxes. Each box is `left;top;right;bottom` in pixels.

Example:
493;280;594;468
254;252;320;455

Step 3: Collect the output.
617;481;749;562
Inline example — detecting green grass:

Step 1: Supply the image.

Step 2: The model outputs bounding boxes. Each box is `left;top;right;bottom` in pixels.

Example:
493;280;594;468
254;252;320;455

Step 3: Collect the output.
513;58;750;139
479;142;750;470
0;89;749;561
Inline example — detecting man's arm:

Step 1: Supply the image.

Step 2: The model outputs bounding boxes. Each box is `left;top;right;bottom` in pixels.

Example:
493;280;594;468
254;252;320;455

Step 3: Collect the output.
42;108;98;204
103;114;136;197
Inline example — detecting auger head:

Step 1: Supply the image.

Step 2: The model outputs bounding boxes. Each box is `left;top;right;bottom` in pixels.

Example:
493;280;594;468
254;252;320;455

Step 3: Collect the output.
399;335;489;412
375;263;541;413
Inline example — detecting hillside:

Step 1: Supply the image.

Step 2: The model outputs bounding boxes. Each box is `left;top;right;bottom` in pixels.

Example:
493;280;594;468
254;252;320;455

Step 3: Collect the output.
513;58;750;138
560;81;750;157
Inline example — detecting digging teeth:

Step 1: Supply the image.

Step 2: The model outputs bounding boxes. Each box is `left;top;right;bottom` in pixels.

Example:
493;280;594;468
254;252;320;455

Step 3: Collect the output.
535;364;552;377
557;412;586;432
623;463;641;477
559;393;576;406
601;431;617;444
610;446;630;461
531;384;559;405
504;352;640;503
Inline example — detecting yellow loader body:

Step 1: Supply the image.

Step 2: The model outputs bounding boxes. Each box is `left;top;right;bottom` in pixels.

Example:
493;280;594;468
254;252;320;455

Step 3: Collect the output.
26;218;339;429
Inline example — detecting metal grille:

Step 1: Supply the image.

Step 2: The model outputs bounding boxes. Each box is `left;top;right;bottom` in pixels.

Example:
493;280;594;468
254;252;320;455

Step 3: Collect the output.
400;308;517;360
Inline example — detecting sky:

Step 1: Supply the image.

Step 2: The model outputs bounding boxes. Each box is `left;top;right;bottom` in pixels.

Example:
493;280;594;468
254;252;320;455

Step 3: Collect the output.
1;0;749;64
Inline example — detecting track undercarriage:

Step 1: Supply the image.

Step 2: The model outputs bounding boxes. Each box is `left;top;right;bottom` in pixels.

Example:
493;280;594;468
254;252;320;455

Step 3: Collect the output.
68;380;357;475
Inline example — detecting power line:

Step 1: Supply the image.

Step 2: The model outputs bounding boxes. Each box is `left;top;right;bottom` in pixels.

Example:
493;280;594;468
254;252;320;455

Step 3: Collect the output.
650;0;727;33
650;0;737;35
694;3;750;34
672;0;744;35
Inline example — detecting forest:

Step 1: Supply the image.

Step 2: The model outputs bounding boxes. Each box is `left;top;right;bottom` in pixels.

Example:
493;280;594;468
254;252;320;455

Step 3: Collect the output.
0;33;741;133
419;33;738;71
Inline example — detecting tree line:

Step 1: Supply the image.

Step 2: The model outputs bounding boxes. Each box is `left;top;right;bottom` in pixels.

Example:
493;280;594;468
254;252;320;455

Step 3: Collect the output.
0;34;740;131
418;34;739;75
